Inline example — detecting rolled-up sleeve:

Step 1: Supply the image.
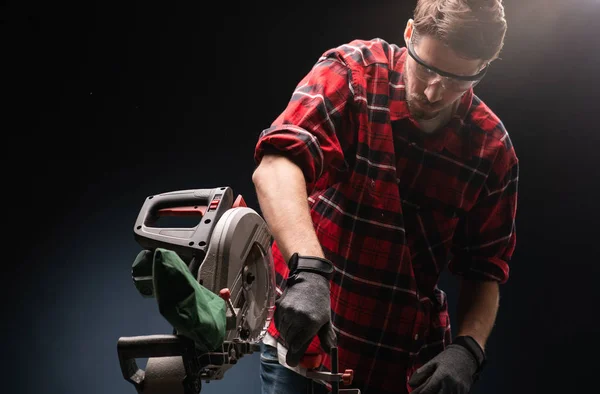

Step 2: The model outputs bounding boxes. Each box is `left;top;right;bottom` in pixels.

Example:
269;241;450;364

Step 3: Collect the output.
254;50;356;192
448;138;520;284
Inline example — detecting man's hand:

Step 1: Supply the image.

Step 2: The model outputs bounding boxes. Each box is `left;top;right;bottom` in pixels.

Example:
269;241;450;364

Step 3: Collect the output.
408;338;484;394
274;270;336;367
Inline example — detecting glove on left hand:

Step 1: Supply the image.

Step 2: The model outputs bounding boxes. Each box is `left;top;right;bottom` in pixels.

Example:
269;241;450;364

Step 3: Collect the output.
408;337;484;394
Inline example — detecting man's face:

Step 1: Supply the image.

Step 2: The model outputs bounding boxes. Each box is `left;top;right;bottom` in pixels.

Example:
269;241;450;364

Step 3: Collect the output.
403;22;486;120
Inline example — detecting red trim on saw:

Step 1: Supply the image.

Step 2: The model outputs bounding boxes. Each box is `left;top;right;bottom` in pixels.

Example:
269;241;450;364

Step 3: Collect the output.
157;206;207;216
233;194;247;207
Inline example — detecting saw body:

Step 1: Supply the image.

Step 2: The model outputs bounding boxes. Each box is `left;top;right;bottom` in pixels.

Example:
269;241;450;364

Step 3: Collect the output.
117;187;358;394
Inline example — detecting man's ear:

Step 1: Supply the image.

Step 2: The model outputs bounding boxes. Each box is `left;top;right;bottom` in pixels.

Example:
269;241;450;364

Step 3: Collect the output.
404;18;414;45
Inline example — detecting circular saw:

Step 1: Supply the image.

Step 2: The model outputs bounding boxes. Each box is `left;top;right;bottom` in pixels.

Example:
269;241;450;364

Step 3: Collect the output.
116;187;357;394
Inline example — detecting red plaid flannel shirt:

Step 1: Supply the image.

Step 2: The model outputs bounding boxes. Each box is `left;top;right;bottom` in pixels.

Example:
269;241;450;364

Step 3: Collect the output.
254;38;519;393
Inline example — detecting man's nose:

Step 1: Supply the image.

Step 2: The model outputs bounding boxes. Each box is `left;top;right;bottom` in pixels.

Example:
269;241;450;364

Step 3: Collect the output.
424;79;444;103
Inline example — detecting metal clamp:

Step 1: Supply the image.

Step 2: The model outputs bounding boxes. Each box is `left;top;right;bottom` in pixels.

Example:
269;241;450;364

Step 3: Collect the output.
305;347;361;394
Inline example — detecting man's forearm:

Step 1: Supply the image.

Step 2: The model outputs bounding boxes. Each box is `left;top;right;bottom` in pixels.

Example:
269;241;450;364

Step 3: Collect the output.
252;154;324;263
456;278;500;351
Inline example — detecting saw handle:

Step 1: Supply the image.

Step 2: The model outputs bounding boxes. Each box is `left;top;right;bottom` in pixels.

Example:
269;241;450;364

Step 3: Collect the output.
140;188;219;221
133;187;234;262
156;194;247;217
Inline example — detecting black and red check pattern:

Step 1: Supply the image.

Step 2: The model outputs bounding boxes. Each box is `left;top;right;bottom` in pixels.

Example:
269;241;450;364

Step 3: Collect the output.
254;38;519;394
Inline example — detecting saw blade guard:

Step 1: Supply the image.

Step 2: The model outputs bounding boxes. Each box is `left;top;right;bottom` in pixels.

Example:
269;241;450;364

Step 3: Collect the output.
198;206;276;344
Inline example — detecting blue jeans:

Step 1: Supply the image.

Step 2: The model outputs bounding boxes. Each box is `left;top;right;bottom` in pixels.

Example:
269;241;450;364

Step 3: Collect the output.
260;342;329;394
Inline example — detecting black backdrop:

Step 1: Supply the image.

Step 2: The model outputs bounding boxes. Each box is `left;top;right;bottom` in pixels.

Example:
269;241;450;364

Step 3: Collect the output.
5;0;599;393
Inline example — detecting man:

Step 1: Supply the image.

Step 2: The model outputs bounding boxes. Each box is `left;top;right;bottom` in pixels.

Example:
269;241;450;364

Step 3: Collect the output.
252;0;519;393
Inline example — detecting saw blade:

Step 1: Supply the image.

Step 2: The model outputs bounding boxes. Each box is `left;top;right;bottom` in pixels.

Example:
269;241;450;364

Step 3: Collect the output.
239;242;275;342
200;207;275;344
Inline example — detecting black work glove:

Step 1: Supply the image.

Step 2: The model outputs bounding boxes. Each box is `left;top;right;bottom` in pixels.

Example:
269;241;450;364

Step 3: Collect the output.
273;253;337;367
408;336;485;394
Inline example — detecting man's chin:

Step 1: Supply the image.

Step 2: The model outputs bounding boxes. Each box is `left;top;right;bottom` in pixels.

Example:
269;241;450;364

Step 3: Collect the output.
408;104;439;120
415;111;439;120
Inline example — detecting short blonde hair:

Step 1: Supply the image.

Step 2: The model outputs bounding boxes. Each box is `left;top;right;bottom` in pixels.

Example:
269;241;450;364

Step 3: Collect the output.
412;0;508;62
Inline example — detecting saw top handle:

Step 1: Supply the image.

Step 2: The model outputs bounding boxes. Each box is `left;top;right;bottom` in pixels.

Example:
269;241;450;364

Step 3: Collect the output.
133;187;243;263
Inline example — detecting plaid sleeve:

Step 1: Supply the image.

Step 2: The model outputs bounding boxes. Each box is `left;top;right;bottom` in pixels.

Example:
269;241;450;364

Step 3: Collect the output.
253;50;356;192
448;137;520;284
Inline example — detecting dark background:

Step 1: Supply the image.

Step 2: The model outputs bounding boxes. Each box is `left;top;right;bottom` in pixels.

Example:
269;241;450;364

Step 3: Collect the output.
5;0;598;393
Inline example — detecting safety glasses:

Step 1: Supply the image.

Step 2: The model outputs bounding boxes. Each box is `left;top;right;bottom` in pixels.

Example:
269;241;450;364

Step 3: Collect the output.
406;34;488;92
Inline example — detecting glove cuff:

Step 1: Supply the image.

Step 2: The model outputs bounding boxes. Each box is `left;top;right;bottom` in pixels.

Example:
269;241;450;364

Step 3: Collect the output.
452;336;487;380
288;253;334;281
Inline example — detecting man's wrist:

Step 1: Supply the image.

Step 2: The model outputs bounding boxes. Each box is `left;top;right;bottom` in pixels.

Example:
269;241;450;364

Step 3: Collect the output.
452;335;487;379
288;253;334;280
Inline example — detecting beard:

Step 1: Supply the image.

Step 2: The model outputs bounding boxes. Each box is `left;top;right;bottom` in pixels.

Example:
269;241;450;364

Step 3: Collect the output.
406;95;441;120
403;72;444;121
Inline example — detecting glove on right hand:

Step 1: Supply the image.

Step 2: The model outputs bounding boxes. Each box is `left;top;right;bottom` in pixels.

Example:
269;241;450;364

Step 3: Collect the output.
274;269;337;368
